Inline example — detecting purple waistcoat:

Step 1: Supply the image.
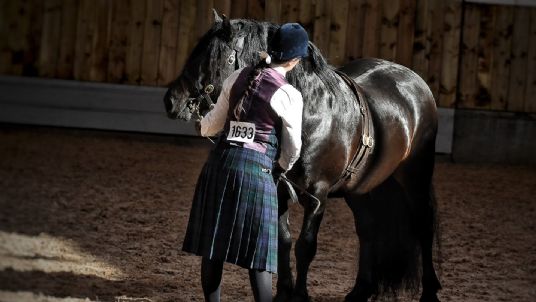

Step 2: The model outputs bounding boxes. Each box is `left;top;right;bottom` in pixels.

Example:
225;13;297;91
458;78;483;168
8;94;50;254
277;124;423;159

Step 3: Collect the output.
224;67;289;156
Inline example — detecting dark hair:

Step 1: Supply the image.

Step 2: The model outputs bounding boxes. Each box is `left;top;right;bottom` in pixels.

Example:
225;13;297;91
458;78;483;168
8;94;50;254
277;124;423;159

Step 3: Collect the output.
233;60;268;121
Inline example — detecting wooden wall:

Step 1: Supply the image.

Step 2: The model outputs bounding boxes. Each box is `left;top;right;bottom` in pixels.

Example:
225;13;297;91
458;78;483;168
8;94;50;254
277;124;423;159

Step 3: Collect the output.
0;0;534;113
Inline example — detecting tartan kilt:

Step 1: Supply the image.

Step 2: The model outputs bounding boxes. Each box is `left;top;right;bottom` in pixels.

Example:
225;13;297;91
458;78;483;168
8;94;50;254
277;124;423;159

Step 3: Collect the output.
182;144;278;273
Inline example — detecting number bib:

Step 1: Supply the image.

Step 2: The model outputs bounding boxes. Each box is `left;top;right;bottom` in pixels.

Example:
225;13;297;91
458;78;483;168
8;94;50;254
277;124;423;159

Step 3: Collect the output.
227;121;256;143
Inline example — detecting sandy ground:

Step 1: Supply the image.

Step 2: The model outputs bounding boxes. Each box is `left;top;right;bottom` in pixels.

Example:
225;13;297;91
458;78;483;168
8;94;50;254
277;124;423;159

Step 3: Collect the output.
0;125;535;302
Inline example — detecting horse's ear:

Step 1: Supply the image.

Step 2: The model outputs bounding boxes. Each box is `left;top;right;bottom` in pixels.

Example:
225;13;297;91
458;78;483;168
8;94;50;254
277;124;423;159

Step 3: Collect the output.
213;9;222;23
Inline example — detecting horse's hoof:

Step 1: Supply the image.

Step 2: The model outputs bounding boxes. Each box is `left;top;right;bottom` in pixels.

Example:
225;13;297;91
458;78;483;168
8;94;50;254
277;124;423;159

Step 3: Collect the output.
344;292;368;302
419;292;440;302
274;291;292;302
289;292;311;302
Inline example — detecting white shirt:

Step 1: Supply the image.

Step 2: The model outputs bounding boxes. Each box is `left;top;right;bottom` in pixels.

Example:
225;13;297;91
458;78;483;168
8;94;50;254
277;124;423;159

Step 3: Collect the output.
200;67;303;171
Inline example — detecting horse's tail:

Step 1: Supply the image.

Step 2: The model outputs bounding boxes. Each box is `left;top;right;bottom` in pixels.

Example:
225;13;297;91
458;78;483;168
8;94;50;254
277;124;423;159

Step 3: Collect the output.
358;162;440;299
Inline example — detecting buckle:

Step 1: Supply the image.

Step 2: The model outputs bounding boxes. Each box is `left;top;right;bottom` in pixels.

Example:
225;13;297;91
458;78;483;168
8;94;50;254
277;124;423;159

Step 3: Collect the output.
362;135;374;148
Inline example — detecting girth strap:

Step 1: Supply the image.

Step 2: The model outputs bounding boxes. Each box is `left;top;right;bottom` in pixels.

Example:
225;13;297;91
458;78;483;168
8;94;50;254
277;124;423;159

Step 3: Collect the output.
331;70;375;191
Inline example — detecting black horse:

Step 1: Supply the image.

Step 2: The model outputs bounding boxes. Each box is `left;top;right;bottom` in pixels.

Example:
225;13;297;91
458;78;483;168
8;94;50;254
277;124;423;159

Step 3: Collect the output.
164;13;441;302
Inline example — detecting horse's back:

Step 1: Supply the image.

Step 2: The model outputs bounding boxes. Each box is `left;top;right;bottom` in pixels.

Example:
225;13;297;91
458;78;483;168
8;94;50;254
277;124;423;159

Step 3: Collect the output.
339;58;438;192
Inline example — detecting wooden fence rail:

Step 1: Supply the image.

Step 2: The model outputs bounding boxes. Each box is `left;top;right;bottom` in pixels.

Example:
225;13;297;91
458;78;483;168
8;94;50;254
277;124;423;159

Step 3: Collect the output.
0;0;535;112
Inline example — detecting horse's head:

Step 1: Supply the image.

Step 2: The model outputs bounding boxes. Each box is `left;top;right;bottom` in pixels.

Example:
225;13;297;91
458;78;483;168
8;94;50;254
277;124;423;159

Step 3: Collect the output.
163;11;271;121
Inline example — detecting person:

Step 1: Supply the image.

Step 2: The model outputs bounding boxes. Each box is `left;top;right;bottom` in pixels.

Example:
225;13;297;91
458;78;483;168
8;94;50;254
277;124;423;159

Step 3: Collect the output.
182;23;308;302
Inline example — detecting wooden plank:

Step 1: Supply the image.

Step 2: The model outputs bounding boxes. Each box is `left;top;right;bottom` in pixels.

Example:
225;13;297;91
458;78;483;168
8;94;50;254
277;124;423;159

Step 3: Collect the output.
73;0;96;81
489;6;513;111
379;0;399;61
299;0;314;32
506;6;530;112
362;0;381;58
313;0;332;58
196;0;214;39
107;0;130;83
247;0;264;20
125;0;146;85
25;0;45;76
38;0;62;78
524;8;536;113
438;0;462;108
265;0;282;23
395;0;416;67
0;0;8;74
3;0;33;76
175;0;196;75
214;0;232;17
426;0;445;102
328;0;349;66
345;0;366;61
157;0;180;86
89;0;111;82
458;4;481;109
474;5;494;109
141;0;163;86
412;0;430;79
231;0;247;19
281;0;299;22
56;0;79;79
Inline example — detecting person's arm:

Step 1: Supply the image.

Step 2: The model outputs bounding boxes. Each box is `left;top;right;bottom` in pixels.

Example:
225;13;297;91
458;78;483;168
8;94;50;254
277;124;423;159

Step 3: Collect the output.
200;69;242;137
270;85;303;171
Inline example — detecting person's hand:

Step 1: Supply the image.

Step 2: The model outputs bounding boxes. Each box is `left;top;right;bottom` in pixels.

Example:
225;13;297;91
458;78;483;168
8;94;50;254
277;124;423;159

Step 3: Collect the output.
272;162;285;182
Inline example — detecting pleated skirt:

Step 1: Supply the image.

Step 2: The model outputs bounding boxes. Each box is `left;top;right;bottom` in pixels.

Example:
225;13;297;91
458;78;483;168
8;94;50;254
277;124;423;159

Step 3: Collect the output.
182;144;278;273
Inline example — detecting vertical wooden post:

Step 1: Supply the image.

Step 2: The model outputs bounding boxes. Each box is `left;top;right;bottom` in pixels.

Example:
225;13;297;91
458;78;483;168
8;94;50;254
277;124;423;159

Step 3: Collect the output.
438;0;462;108
56;0;79;79
299;0;314;33
89;0;111;82
525;8;536;113
108;0;130;83
426;0;445;102
379;0;399;61
39;0;62;78
329;0;349;66
281;0;299;22
412;0;430;80
345;0;366;61
126;0;146;85
141;0;163;86
507;7;530;112
231;0;248;19
395;0;416;67
175;0;196;75
458;3;480;109
362;0;381;58
265;0;281;23
247;0;264;20
158;0;180;86
74;0;96;81
313;0;332;58
474;5;494;109
490;6;513;111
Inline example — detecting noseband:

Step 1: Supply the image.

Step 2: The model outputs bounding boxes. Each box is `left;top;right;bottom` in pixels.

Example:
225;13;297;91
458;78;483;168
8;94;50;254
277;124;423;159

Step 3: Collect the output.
180;36;245;119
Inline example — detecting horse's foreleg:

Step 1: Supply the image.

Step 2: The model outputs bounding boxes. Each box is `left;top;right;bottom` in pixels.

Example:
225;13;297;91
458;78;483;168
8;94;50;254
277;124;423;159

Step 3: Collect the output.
292;187;327;302
274;200;294;302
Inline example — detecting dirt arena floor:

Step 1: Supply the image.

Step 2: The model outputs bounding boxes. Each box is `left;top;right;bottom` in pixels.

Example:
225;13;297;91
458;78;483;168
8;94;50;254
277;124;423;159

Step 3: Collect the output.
0;126;535;302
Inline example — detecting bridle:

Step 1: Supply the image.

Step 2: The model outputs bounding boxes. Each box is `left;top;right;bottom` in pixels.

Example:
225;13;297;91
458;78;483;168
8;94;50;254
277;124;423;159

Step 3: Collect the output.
178;36;245;120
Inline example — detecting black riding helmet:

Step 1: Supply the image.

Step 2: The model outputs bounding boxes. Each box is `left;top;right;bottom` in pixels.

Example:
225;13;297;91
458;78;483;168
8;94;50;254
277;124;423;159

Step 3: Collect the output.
268;23;309;62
